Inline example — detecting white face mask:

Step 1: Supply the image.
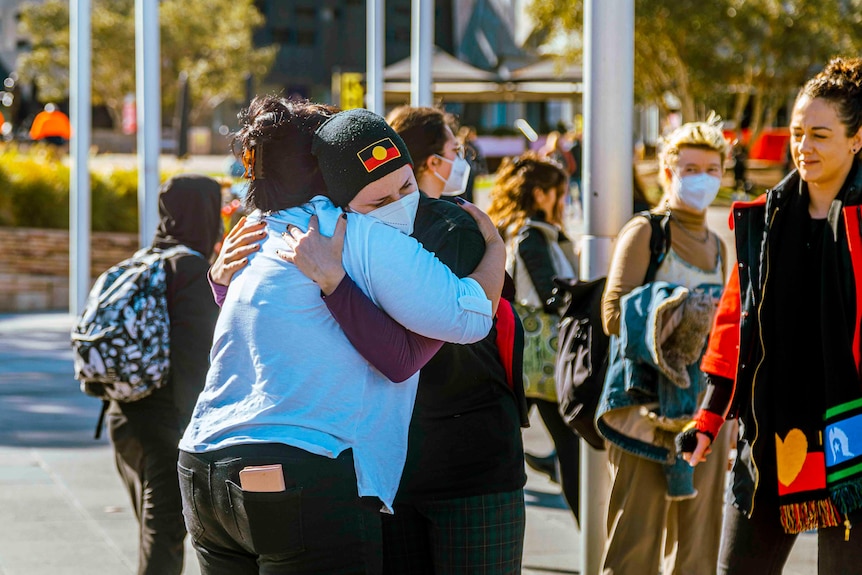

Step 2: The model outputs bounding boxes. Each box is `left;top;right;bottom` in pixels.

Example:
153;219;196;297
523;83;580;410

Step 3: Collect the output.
365;191;420;235
671;172;721;212
432;155;471;196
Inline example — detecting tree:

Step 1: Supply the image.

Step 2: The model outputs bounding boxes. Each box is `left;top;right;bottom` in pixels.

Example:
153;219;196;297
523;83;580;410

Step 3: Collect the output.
159;0;275;124
528;0;862;138
16;0;74;105
17;0;276;130
717;1;856;136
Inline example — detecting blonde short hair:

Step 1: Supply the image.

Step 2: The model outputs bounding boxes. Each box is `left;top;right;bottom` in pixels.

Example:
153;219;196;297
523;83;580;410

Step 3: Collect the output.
658;121;729;188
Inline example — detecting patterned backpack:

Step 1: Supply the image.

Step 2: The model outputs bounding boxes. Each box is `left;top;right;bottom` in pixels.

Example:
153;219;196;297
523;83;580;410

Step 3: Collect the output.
71;246;194;409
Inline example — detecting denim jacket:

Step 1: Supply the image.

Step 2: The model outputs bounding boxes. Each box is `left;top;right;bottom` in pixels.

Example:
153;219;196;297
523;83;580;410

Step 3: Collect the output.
596;281;722;498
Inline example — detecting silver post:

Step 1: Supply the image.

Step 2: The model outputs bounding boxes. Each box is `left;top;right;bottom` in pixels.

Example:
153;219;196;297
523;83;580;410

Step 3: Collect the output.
135;0;160;248
411;0;433;106
366;0;385;114
581;0;634;573
69;0;91;315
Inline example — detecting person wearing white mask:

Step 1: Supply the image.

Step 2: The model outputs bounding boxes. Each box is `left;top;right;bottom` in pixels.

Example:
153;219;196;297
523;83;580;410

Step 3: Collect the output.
597;121;731;575
179;102;507;574
210;104;530;574
387;106;472;198
351;105;529;574
679;57;862;575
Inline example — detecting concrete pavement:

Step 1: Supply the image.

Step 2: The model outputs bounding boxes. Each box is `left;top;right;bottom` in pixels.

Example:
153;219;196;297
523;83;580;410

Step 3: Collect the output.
0;312;580;574
0;313;161;574
0;311;815;574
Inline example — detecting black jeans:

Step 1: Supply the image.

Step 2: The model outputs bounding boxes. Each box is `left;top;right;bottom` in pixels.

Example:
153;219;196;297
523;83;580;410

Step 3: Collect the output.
718;498;862;574
108;412;187;575
178;444;382;575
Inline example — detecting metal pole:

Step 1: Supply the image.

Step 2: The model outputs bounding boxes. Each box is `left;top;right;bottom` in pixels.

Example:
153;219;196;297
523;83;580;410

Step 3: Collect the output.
410;0;433;106
135;0;160;248
175;71;190;159
69;0;91;315
366;0;384;114
580;1;634;573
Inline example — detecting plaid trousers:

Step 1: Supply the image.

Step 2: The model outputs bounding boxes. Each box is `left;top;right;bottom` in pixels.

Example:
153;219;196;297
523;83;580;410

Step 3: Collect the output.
381;489;525;575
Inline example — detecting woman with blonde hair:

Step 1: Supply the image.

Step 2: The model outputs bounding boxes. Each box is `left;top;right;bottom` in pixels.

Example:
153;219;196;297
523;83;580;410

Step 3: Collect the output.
597;120;730;575
487;152;581;522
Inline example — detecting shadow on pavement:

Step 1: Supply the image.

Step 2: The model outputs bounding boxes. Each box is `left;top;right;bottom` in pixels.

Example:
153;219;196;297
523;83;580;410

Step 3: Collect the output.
0;313;108;448
525;488;570;510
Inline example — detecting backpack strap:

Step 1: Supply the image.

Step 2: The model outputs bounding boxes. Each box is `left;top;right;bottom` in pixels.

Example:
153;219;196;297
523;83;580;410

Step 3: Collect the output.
93;400;108;440
638;209;672;283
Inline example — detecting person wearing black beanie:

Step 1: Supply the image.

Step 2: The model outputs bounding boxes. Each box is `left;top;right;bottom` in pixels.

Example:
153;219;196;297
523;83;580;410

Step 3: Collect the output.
285;106;528;574
180;100;508;575
311;108;413;208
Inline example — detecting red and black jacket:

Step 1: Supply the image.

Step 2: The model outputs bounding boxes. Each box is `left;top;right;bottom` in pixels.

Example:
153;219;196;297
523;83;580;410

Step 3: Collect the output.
699;162;862;517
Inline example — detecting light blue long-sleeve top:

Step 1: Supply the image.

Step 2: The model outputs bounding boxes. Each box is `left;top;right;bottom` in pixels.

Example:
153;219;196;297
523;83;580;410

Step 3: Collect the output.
179;196;493;508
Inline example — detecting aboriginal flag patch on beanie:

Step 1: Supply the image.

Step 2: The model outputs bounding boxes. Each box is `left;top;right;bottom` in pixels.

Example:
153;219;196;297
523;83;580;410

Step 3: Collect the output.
358;138;402;172
312;108;413;208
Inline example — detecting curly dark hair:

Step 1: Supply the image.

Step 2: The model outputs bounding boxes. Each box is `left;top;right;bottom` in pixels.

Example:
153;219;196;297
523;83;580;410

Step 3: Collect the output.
232;96;338;213
798;57;862;140
485;151;569;240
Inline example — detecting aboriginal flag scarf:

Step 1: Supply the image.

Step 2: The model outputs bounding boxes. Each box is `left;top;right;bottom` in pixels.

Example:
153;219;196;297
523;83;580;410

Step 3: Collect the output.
767;176;862;534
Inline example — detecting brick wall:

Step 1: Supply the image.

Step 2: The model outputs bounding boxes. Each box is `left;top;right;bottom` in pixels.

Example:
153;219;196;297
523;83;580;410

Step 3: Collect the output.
0;227;138;312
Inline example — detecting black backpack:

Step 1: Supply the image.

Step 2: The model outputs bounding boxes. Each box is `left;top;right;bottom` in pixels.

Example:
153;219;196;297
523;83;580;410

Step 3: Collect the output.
553;212;671;450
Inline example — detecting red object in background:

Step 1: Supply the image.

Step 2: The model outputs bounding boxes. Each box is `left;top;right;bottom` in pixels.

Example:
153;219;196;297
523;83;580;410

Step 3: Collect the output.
216;200;246;253
29;109;72;141
122;95;137;135
749;128;791;163
723;127;790;163
221;199;242;218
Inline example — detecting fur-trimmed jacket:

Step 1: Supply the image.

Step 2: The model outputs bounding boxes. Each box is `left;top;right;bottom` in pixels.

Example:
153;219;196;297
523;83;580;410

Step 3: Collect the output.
597;280;722;497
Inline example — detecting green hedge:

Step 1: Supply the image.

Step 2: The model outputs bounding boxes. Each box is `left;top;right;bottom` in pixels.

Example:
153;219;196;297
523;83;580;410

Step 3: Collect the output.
0;144;140;232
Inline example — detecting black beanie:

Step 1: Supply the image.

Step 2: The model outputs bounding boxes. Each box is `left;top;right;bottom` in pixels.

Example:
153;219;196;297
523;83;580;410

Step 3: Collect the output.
312;108;413;207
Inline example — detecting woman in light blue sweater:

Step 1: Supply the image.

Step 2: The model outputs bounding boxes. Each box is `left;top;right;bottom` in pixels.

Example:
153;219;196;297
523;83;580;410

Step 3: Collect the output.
178;100;505;575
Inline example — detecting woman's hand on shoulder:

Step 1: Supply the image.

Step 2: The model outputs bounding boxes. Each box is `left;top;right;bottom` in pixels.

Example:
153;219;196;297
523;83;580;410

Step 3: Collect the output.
210;216;266;286
277;214;347;295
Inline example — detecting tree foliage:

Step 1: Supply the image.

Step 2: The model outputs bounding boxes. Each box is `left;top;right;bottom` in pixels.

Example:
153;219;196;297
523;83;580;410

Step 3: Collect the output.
528;0;862;136
17;0;276;129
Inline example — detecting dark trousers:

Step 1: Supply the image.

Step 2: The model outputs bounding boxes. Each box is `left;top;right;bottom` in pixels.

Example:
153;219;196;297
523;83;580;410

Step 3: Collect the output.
534;399;580;522
381;489;525;575
718;498;862;574
178;443;382;575
108;412;187;575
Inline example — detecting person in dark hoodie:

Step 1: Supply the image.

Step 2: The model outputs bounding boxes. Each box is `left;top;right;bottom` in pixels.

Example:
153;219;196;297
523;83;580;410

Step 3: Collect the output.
106;174;222;575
